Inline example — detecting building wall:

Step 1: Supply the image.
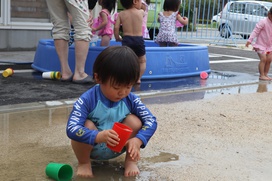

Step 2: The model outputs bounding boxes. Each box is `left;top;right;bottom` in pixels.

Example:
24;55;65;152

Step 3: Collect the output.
0;29;51;51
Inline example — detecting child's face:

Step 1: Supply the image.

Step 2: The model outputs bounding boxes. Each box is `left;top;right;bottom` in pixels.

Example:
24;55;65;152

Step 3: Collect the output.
100;80;133;102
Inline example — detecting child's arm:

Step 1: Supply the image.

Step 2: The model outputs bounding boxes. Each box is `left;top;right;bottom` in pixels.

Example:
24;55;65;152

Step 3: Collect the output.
245;41;251;47
129;95;157;148
247;19;265;44
67;88;117;146
124;94;157;161
91;11;108;32
114;13;122;41
177;14;188;26
157;13;161;23
66;94;99;146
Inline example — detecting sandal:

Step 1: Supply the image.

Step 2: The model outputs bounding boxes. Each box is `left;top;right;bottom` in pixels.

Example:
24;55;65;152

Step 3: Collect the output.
61;74;73;82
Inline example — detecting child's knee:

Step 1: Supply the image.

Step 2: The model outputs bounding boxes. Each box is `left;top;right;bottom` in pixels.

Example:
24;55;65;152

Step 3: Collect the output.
84;119;97;130
123;114;142;131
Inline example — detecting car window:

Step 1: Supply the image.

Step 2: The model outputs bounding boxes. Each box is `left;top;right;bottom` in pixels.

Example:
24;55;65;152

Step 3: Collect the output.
229;2;246;14
245;3;266;17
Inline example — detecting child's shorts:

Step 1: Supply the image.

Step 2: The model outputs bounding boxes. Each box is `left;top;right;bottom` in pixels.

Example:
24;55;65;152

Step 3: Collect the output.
122;36;146;57
90;143;126;160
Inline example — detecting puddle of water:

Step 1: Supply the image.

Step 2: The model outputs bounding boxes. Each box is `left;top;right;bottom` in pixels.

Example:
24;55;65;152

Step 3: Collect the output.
133;71;259;94
0;106;182;181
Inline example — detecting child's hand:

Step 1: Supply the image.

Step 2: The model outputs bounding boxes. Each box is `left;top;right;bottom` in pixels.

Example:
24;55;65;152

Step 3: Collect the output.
177;14;188;26
245;41;251;47
87;13;94;28
95;130;120;146
125;138;142;161
91;27;97;32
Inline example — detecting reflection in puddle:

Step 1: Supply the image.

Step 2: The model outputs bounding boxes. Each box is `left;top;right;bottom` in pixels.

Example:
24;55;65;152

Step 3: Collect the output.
256;82;268;93
0;106;181;181
0;107;73;180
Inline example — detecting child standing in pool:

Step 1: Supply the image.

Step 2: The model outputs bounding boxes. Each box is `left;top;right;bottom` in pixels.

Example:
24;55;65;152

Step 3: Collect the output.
155;0;188;47
66;46;157;178
245;7;272;81
114;0;146;84
91;0;116;46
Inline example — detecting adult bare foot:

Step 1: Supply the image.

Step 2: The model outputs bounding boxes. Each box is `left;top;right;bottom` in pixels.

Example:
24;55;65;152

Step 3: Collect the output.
124;160;140;177
77;163;94;178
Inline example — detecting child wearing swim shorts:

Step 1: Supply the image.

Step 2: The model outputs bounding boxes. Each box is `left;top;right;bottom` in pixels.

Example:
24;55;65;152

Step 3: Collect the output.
114;0;146;84
66;46;157;178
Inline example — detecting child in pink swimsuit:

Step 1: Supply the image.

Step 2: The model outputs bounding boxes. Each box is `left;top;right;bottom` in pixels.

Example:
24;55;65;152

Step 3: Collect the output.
141;0;150;39
246;7;272;81
92;0;116;46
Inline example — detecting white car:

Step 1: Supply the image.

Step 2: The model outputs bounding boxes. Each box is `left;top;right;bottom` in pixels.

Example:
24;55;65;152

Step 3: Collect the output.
211;12;221;22
218;1;272;39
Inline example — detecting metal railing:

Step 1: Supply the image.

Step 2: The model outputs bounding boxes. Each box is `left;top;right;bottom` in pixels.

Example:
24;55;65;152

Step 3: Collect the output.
173;0;271;46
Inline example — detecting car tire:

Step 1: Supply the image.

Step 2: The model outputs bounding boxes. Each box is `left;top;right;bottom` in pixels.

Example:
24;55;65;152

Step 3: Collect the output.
219;24;231;39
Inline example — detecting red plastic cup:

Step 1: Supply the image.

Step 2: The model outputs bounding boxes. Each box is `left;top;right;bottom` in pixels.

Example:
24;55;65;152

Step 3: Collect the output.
107;122;133;152
200;71;208;79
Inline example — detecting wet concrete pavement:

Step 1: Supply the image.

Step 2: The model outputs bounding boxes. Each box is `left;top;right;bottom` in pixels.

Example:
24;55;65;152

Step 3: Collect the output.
1;44;272;180
0;45;262;107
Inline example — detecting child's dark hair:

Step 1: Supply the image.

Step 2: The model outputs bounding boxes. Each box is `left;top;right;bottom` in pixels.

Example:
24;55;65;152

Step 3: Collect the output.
93;46;140;86
145;0;150;5
120;0;134;9
101;0;116;13
163;0;181;12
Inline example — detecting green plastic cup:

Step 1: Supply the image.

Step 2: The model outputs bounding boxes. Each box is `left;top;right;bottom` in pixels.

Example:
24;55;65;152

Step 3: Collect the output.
45;162;73;181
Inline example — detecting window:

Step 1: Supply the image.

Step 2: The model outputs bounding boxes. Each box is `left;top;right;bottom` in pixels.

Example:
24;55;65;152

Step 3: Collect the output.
246;4;266;17
229;3;245;14
10;0;50;22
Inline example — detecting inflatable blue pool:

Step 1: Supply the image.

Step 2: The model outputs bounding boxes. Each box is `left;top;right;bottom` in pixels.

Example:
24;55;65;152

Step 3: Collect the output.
31;39;210;80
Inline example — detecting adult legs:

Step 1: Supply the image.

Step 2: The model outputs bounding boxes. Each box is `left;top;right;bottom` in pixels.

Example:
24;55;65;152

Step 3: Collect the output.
54;40;73;80
45;0;73;80
66;1;92;81
73;40;91;80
